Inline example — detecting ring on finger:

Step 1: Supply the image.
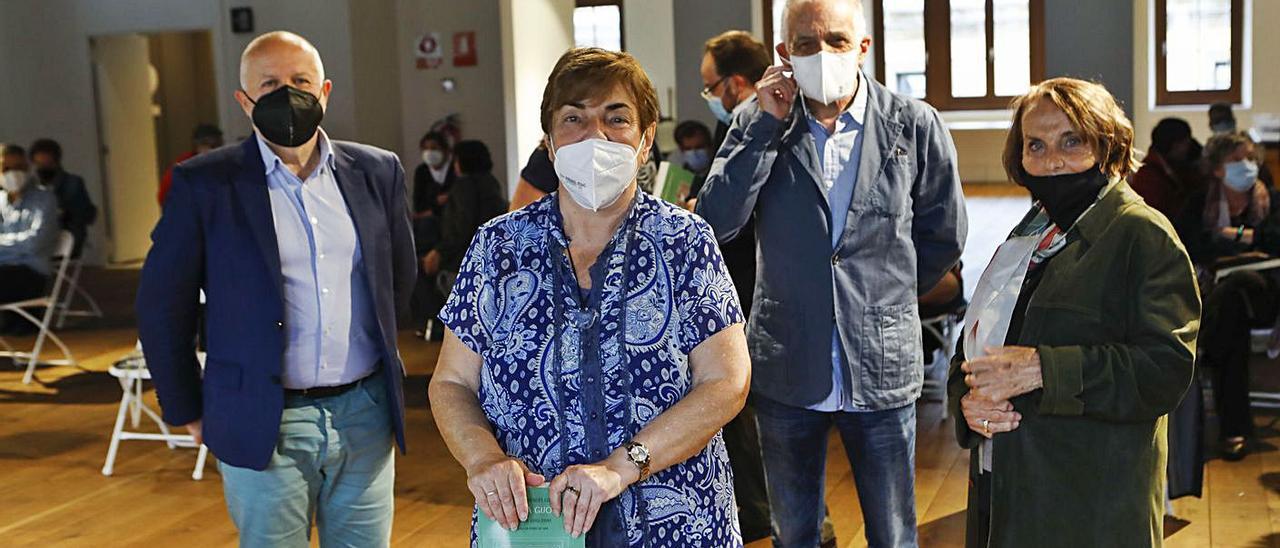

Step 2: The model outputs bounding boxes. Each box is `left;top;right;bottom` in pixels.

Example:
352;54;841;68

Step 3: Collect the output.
565;485;580;496
981;419;991;435
485;489;498;497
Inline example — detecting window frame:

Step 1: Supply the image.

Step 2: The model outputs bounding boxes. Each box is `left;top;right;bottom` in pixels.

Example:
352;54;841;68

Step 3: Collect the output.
575;0;626;51
873;0;1045;111
1154;0;1243;106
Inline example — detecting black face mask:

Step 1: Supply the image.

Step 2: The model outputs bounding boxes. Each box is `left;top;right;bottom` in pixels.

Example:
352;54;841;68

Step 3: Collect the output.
35;167;58;182
1020;166;1108;229
245;86;324;147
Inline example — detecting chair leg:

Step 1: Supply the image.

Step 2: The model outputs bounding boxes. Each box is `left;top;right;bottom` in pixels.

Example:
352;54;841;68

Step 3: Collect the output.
102;380;134;476
130;375;146;428
141;402;179;450
13;304;72;384
192;445;209;480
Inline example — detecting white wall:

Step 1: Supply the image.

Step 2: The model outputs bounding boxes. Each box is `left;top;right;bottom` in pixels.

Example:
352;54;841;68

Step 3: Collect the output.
624;0;678;121
396;0;510;189
500;0;575;190
0;0;374;264
349;0;405;152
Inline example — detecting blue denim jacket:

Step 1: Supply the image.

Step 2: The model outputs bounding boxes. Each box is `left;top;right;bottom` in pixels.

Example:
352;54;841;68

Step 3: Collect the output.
696;77;966;410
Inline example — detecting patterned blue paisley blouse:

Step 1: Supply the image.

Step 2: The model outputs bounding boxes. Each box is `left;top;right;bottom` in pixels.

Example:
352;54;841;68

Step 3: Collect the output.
440;191;745;547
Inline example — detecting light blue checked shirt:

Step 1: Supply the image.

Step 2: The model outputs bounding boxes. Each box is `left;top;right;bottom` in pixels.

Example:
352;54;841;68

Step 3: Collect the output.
0;185;60;275
257;130;380;389
804;71;869;412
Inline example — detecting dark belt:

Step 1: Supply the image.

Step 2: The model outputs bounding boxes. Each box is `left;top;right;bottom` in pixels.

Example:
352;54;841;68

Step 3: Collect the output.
285;376;365;399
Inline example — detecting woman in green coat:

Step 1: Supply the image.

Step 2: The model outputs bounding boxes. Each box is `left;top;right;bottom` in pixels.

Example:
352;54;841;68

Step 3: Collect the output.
948;77;1201;548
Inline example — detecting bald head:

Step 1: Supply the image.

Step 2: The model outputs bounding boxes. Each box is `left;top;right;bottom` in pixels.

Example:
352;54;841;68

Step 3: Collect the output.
235;31;332;134
238;31;326;94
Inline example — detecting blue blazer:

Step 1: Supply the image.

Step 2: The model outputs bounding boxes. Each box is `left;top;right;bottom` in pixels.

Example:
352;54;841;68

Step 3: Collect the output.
136;137;417;470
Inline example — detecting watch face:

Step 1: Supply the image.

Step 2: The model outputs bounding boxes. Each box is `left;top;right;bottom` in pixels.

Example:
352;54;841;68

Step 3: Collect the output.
628;444;649;462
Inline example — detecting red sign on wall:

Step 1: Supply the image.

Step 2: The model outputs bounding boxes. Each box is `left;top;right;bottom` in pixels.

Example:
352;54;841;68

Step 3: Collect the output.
453;31;477;67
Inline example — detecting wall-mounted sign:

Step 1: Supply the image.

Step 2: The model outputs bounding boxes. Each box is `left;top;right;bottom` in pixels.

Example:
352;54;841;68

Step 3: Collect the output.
453;31;477;67
230;7;254;34
416;32;444;70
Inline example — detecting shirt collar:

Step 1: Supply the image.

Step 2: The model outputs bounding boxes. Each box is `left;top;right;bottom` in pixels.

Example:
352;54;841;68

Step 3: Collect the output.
256;128;336;178
428;159;451;183
732;94;758;117
801;70;869;130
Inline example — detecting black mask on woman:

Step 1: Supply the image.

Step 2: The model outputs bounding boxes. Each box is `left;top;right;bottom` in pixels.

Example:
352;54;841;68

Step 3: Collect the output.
1020;165;1108;229
245;86;324;148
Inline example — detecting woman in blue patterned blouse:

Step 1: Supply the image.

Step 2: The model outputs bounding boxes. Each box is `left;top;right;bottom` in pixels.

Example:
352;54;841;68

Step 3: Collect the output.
429;48;752;547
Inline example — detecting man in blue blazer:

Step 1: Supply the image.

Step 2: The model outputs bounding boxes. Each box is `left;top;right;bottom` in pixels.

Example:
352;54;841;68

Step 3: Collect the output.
136;31;415;546
696;1;966;547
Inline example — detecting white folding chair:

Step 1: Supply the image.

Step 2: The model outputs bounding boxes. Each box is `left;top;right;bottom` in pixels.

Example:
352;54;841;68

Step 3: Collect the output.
921;311;961;420
53;247;104;328
101;345;210;480
0;231;78;384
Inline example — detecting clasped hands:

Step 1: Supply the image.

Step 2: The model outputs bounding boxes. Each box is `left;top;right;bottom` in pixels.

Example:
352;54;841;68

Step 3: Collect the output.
960;345;1043;438
466;453;638;538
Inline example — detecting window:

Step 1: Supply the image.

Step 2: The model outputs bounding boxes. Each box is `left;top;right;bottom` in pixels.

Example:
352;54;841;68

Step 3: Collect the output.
574;0;624;52
762;0;1043;111
875;0;1044;110
1155;0;1243;105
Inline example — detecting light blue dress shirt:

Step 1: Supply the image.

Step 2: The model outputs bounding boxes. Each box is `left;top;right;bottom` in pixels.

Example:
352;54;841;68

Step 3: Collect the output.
0;185;60;275
804;72;870;412
257;131;381;389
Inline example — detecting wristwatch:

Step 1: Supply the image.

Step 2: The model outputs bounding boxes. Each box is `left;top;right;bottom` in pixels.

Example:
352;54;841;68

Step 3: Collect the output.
623;441;651;481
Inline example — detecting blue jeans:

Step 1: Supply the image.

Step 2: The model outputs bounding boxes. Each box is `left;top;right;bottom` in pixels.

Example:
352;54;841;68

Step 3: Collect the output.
219;372;396;548
754;395;918;548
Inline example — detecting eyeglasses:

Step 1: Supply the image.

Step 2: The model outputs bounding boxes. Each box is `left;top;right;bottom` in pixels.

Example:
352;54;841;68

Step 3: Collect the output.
700;76;729;101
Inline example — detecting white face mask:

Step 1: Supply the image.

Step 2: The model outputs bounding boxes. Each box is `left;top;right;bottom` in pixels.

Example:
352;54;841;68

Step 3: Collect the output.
1;171;28;194
1223;160;1259;193
551;135;644;212
422;150;446;168
790;50;861;105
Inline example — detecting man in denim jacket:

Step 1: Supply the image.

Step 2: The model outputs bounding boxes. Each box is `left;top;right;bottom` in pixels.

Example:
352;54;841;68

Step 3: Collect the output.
695;1;966;546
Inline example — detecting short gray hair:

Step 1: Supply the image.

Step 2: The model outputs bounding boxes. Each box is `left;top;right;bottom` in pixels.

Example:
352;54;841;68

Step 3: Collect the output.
781;0;868;44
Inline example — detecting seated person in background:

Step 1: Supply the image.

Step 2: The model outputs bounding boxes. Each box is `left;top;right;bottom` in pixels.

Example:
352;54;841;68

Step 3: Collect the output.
673;120;714;176
421;140;508;287
158;124;224;205
509;140;663;211
1194;131;1280;461
29;138;96;257
918;264;965;365
1209;101;1274;188
0;147;61;331
414;131;455;223
1131;117;1203;220
409;131;457;330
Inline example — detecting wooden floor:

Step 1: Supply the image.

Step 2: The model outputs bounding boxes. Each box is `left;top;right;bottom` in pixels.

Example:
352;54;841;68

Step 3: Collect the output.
1;265;1278;547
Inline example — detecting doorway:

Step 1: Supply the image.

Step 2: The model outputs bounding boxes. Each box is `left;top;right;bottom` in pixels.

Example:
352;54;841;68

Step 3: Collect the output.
89;30;218;264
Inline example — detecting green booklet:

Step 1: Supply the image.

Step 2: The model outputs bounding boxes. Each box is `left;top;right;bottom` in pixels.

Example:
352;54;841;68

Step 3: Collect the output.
475;486;586;548
652;161;695;205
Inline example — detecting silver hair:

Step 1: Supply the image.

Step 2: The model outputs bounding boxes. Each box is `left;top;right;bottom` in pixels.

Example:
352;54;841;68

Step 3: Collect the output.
781;0;869;44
